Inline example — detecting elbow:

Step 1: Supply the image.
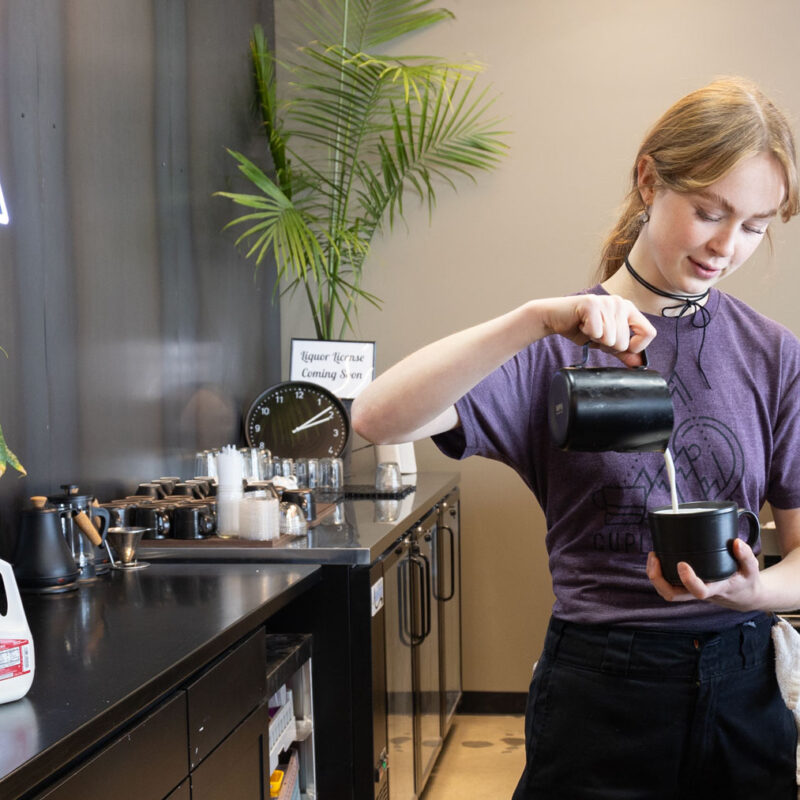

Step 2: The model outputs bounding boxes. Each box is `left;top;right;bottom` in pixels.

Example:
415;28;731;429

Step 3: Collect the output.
350;394;388;444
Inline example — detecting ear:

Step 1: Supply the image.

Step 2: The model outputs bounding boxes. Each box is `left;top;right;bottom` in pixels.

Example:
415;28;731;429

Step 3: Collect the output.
636;155;658;207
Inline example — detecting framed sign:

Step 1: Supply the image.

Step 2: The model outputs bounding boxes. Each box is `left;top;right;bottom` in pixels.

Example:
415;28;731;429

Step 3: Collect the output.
290;339;376;399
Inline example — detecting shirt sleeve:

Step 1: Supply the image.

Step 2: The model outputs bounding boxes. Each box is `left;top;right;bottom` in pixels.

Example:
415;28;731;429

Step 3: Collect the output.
430;348;539;478
767;334;800;509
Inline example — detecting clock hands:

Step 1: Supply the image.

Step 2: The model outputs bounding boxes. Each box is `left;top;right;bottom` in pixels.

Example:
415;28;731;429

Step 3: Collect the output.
291;405;335;434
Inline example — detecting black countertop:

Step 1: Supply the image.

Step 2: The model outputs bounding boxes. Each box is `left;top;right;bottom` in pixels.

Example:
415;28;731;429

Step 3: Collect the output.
0;561;320;799
139;471;460;565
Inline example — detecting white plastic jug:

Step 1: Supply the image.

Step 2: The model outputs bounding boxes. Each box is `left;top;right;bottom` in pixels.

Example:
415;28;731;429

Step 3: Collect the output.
0;559;35;704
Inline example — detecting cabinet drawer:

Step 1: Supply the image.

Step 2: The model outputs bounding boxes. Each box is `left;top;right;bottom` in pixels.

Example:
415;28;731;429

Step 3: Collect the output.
187;628;267;767
190;704;267;800
35;691;188;800
165;778;190;800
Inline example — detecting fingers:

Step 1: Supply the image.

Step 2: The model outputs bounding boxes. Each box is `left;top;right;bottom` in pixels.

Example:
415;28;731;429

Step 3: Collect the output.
647;541;762;611
575;295;656;356
646;552;694;602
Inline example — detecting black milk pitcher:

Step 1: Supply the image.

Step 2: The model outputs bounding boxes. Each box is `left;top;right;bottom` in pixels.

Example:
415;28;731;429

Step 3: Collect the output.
548;344;674;452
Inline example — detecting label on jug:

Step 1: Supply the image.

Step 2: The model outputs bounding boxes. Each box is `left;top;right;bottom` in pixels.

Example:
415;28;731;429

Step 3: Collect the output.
0;639;32;681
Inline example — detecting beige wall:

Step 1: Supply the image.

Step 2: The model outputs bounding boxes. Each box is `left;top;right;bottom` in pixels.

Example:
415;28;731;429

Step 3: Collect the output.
277;0;800;692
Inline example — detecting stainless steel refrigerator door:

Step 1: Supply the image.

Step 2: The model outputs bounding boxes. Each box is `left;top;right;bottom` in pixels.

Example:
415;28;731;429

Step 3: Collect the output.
384;537;415;799
437;489;462;736
412;519;442;794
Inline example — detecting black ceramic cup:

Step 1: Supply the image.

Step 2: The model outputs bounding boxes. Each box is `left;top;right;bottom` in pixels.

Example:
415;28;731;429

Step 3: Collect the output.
133;505;171;539
282;489;316;522
648;501;760;585
173;504;214;540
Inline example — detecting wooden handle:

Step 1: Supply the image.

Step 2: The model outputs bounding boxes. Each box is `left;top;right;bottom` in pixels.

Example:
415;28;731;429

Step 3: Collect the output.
30;496;47;509
73;510;102;547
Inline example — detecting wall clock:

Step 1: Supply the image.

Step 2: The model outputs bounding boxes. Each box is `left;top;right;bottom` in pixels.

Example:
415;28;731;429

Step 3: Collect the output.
244;381;350;458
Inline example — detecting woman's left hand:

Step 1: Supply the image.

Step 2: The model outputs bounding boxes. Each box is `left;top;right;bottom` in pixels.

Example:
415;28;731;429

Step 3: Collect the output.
646;539;763;611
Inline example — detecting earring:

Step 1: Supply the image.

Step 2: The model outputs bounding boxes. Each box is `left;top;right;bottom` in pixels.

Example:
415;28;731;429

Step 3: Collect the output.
640;207;650;224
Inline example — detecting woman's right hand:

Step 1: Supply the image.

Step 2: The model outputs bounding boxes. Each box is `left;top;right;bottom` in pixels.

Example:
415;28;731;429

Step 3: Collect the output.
533;294;657;367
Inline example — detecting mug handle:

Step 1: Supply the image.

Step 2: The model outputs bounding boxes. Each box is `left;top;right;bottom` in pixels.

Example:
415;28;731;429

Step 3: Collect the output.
574;342;650;368
736;508;760;549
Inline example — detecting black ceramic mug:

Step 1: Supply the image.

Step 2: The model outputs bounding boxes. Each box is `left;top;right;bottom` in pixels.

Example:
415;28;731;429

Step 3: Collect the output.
133;505;171;540
648;501;760;585
548;345;674;452
173;504;215;540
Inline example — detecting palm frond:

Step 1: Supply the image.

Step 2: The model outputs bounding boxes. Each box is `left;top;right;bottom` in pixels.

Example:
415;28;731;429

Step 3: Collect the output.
356;74;508;229
294;0;454;51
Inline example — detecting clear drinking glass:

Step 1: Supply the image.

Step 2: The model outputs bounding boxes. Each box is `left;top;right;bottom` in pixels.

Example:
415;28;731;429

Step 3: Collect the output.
320;457;344;490
375;461;402;491
306;458;319;489
258;447;273;479
294;458;309;488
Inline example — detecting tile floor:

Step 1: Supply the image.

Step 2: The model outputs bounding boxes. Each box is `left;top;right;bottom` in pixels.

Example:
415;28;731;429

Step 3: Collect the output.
421;715;526;799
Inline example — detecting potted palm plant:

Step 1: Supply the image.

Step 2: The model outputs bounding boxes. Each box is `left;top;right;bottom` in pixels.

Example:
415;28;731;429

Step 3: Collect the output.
216;0;508;340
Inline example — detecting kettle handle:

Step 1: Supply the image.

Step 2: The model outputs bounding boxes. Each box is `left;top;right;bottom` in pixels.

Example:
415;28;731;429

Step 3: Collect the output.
573;342;650;368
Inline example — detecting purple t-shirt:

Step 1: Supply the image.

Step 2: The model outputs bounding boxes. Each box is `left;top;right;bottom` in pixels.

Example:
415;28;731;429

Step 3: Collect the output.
434;286;800;630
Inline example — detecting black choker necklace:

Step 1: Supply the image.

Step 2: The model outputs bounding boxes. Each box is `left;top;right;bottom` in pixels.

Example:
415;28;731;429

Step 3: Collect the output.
624;257;712;388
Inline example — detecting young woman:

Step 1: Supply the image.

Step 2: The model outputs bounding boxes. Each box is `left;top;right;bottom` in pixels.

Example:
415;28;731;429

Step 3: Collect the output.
352;77;800;798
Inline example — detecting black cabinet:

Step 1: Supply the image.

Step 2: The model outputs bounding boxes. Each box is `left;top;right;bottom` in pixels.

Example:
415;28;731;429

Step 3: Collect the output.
190;705;267;800
31;630;314;800
34;691;189;800
187;629;267;768
165;781;191;800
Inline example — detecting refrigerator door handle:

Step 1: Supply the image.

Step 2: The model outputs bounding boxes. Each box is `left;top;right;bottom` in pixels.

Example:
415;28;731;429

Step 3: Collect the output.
434;524;455;602
418;551;432;641
409;553;428;646
398;551;413;647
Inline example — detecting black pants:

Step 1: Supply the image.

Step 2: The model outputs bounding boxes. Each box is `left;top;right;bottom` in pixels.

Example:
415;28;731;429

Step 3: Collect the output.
512;614;796;800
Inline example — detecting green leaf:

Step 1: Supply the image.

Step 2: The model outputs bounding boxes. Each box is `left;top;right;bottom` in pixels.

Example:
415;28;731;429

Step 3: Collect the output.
0;421;25;478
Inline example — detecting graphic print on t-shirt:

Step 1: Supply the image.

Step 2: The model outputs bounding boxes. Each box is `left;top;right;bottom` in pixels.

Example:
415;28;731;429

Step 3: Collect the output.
590;374;745;551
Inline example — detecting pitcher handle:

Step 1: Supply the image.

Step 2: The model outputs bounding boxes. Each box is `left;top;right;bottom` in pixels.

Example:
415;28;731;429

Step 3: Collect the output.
736;508;761;549
573;342;650;368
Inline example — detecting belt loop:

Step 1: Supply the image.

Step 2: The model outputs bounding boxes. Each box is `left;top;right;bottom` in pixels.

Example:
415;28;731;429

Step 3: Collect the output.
739;619;759;668
601;629;635;676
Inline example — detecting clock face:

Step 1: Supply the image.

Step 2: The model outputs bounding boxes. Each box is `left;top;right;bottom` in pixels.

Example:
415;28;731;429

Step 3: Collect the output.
244;381;350;458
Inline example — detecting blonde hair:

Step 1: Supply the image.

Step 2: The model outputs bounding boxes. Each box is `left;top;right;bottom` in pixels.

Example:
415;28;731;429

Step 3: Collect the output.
597;77;800;282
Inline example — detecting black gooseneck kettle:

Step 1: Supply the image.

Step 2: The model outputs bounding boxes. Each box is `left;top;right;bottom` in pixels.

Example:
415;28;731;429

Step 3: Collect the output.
548;344;674;452
12;507;80;593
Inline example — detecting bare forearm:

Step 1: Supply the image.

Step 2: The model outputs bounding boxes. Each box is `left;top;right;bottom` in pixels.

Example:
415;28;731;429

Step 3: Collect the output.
352;301;544;443
754;547;800;612
351;293;656;444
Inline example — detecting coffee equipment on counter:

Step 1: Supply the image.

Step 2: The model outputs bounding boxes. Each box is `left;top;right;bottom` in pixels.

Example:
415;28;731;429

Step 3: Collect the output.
12;507;80;593
132;503;172;539
47;484;112;581
172;504;215;540
105;527;149;570
548;344;674;452
282;489;316;523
